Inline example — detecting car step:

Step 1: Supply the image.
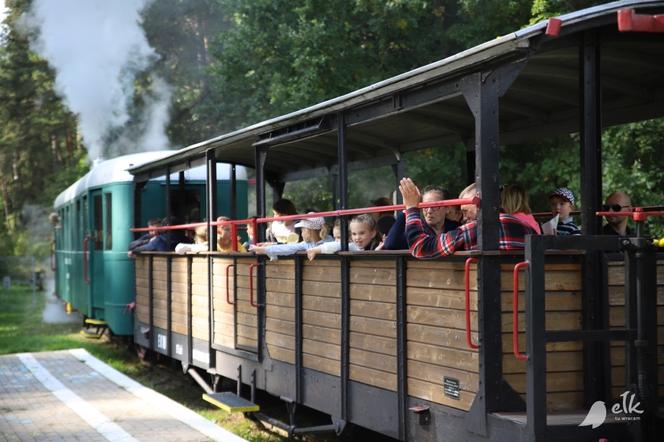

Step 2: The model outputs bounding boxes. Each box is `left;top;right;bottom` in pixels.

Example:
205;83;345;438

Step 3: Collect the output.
202;392;260;413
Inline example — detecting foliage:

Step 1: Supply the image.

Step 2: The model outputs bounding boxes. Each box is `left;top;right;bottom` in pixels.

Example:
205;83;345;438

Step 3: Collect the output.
1;0;664;254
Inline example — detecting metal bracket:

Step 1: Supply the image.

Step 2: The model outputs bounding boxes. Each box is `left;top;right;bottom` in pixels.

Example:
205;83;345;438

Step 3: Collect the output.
409;404;431;426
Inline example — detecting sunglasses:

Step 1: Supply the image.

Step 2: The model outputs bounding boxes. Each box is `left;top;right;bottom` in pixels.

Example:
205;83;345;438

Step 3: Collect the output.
602;204;630;212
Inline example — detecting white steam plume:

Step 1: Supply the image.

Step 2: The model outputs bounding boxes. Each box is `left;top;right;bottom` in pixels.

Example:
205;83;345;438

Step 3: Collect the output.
20;0;171;160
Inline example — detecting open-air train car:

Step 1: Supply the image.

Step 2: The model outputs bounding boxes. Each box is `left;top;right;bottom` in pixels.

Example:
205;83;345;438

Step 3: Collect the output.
129;2;664;440
53;152;248;336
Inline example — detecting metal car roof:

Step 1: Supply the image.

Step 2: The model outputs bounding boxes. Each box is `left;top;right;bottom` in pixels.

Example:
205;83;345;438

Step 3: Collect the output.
129;0;664;182
54;151;248;208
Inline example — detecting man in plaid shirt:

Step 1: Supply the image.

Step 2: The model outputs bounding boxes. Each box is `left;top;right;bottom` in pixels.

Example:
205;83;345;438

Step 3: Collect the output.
399;178;538;258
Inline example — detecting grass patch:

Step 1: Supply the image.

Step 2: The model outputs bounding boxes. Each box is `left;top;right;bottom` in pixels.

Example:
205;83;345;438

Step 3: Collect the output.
0;285;283;442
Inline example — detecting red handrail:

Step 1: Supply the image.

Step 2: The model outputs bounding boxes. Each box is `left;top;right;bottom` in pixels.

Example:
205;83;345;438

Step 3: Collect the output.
83;235;91;284
129;197;479;233
464;257;479;350
248;263;261;307
512;261;529;361
225;264;235;305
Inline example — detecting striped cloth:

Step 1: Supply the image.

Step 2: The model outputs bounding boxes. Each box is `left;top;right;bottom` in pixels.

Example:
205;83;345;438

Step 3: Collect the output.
405;208;538;258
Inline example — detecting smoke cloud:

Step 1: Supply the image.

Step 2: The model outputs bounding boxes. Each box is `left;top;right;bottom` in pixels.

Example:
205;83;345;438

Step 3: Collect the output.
20;0;171;160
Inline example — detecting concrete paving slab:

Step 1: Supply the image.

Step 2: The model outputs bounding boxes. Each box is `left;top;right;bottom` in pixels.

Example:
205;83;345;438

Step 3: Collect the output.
0;349;246;442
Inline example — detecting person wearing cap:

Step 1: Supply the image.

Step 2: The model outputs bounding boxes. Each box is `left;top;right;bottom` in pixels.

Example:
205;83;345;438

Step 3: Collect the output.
250;214;330;260
549;187;581;236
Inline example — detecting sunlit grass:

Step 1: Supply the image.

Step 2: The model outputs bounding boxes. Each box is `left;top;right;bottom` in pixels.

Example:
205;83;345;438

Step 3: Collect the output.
0;285;283;442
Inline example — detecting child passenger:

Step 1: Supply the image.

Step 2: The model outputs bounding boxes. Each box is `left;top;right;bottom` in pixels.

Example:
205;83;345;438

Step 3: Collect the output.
548;187;581;235
500;185;542;234
250;214;329;260
306;214;382;261
175;225;208;254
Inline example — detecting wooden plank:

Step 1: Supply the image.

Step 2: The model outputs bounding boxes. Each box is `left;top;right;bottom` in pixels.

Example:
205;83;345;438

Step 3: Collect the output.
500;291;582;312
237;312;257;327
408;377;474;411
504;372;584;393
349;332;396;356
266;331;295;350
303;266;341;283
303;295;341;314
303;354;339;376
350;316;395;338
407;360;478;391
350;283;396;303
501;334;583;353
545;391;584;411
351;259;395;269
350;364;397;391
407;341;479;372
503;351;583;374
237;323;257;339
407;323;477;351
501;311;582;332
407;287;477;311
265;278;295;294
303;310;340;329
266;317;295;336
350;267;396;285
303;324;340;344
237;335;258;349
407;305;476;331
351;300;395;321
266;304;294;322
501;269;582;292
302;281;341;298
266;291;295;307
407;268;467;290
407;260;467;271
267;345;295;364
303;339;340;360
609;306;664;326
349;348;396;373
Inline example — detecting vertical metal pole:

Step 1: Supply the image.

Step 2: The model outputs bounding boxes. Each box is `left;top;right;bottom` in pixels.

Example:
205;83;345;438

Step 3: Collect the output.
337;112;349;249
336;111;350;423
461;71;504;427
208;151;218;251
167;257;172;358
255;147;267;243
580;31;602;235
580;31;607;407
396;256;408;440
254;146;267;359
165;167;172;222
525;237;546;440
294;256;303;404
148;256;154;351
187;256;193;368
230;164;237;220
206;151;217;369
392;161;404;204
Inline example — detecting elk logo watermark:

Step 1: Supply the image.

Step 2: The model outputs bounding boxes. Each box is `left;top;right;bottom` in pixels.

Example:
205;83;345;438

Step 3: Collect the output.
579;391;644;429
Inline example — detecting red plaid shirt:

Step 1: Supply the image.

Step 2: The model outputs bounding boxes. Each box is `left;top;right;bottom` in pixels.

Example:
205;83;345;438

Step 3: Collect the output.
405;208;538;258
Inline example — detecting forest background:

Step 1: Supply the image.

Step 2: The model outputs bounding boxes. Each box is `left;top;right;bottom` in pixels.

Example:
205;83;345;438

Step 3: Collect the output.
1;0;663;263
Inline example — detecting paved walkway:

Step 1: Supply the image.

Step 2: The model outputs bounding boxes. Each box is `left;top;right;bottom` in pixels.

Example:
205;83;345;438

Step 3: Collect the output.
0;349;246;442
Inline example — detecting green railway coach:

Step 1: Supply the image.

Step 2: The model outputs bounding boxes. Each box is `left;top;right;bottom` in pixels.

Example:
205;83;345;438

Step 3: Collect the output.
53;151;248;335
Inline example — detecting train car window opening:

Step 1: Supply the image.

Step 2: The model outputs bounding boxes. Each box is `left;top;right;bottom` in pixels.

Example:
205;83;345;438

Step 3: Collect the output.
93;194;103;250
170;188;202;223
104;193;112;250
75;200;81;249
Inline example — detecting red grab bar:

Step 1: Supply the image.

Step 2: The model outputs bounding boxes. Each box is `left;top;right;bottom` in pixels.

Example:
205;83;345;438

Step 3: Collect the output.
512;261;529;361
83;235;91;284
248;263;261;307
464;257;479;349
225;264;235;305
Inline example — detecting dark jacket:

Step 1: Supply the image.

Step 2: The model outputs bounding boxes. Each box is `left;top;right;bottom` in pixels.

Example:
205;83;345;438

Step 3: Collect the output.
382;211;460;250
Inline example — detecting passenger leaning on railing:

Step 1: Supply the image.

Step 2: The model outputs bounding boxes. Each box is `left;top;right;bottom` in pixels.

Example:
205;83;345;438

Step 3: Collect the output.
307;215;382;261
399;178;538;258
381;185;460;250
250;215;330;260
217;216;247;252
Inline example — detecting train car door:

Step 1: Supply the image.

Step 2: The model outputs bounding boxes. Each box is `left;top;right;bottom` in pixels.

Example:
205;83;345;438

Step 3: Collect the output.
88;190;106;319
